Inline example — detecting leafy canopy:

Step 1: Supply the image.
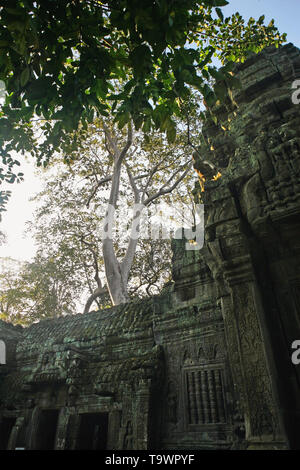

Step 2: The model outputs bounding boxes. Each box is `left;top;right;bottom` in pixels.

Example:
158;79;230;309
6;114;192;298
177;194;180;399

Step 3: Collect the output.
0;0;286;205
0;255;82;324
24;117;196;308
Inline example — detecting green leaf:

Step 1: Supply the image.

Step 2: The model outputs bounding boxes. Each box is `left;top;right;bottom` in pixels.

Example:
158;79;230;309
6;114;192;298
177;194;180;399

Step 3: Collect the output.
0;0;287;196
214;82;228;101
142;117;152;133
203;84;217;107
211;113;218;125
20;68;30;88
129;44;152;76
4;8;25;16
216;8;224;21
208;67;225;81
116;112;130;129
27;77;54;101
166;125;176;143
206;0;228;6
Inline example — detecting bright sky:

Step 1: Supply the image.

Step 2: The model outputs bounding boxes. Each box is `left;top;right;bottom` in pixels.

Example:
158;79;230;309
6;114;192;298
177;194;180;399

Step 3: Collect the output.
0;158;43;261
223;0;300;49
0;0;299;262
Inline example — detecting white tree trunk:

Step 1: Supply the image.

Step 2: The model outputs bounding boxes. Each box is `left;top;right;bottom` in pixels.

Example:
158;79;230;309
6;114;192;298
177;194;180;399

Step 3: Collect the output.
101;123;133;305
103;238;129;305
103;202;143;305
99;122;190;306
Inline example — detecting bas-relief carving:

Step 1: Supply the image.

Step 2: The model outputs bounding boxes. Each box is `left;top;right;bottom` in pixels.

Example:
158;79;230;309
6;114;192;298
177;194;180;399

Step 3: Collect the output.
166;381;178;425
123;420;134;449
230;282;277;437
195;44;300;448
1;44;300;450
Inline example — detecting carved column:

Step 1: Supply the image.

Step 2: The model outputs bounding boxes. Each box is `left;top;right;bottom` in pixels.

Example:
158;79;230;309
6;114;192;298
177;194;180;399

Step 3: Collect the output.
207;370;217;423
187;372;197;424
135;378;151;450
54;407;68;450
25;406;40;450
214;369;226;423
195;372;204;424
200;370;210;424
107;409;122;450
215;234;288;448
7;416;25;450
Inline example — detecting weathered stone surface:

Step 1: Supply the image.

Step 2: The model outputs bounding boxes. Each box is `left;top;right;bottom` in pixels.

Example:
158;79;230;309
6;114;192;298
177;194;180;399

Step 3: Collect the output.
195;43;300;450
0;44;300;450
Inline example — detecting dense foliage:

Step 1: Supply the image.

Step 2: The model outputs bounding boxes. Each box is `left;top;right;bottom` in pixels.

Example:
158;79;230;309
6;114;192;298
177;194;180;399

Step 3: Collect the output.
0;0;286;211
0;255;82;324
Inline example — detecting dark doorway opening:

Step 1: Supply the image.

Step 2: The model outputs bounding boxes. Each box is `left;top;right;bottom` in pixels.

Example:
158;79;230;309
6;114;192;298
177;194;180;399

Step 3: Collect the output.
36;409;59;450
76;413;108;450
0;417;16;449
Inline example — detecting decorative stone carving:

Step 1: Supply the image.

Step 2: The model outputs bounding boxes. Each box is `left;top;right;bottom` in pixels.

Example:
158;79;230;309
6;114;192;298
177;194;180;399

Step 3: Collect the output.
0;44;300;450
123;420;134;450
195;43;300;449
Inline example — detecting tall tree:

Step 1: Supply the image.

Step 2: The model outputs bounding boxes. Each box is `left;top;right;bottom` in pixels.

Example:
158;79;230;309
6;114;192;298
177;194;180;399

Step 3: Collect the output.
28;118;196;306
100;122;192;304
0;255;82;324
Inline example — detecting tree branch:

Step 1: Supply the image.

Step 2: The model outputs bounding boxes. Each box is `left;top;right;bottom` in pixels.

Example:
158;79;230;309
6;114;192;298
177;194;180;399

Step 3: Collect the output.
86;175;112;208
142;154;170;199
102;122;119;157
83;286;108;314
116;122;133;165
125;163;140;203
143;162;192;205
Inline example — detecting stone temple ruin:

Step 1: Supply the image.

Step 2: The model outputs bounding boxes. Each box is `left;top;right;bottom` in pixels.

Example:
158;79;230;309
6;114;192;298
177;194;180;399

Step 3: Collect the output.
0;43;300;451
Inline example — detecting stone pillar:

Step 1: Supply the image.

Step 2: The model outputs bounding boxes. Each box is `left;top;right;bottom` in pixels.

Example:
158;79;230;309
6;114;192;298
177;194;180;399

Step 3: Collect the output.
8;416;25;450
107;409;122;450
135;378;151;450
221;253;286;448
206;213;288;448
25;406;40;450
54;407;69;450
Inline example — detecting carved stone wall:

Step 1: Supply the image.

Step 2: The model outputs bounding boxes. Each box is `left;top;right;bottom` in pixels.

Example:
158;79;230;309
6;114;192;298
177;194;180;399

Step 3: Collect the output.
0;44;300;450
194;43;300;449
0;303;164;450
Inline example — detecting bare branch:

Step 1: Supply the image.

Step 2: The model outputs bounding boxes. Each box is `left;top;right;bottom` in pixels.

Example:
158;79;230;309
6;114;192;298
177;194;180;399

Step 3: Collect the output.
144;162;192;206
83;285;108;314
125;163;140;203
116;122;133;165
102;122;119;157
79;236;104;289
86;175;112;208
142;154;170;198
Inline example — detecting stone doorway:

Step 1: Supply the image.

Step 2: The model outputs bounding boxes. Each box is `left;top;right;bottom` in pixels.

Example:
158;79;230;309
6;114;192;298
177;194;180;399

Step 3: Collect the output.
0;417;16;449
76;413;108;450
35;409;60;450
